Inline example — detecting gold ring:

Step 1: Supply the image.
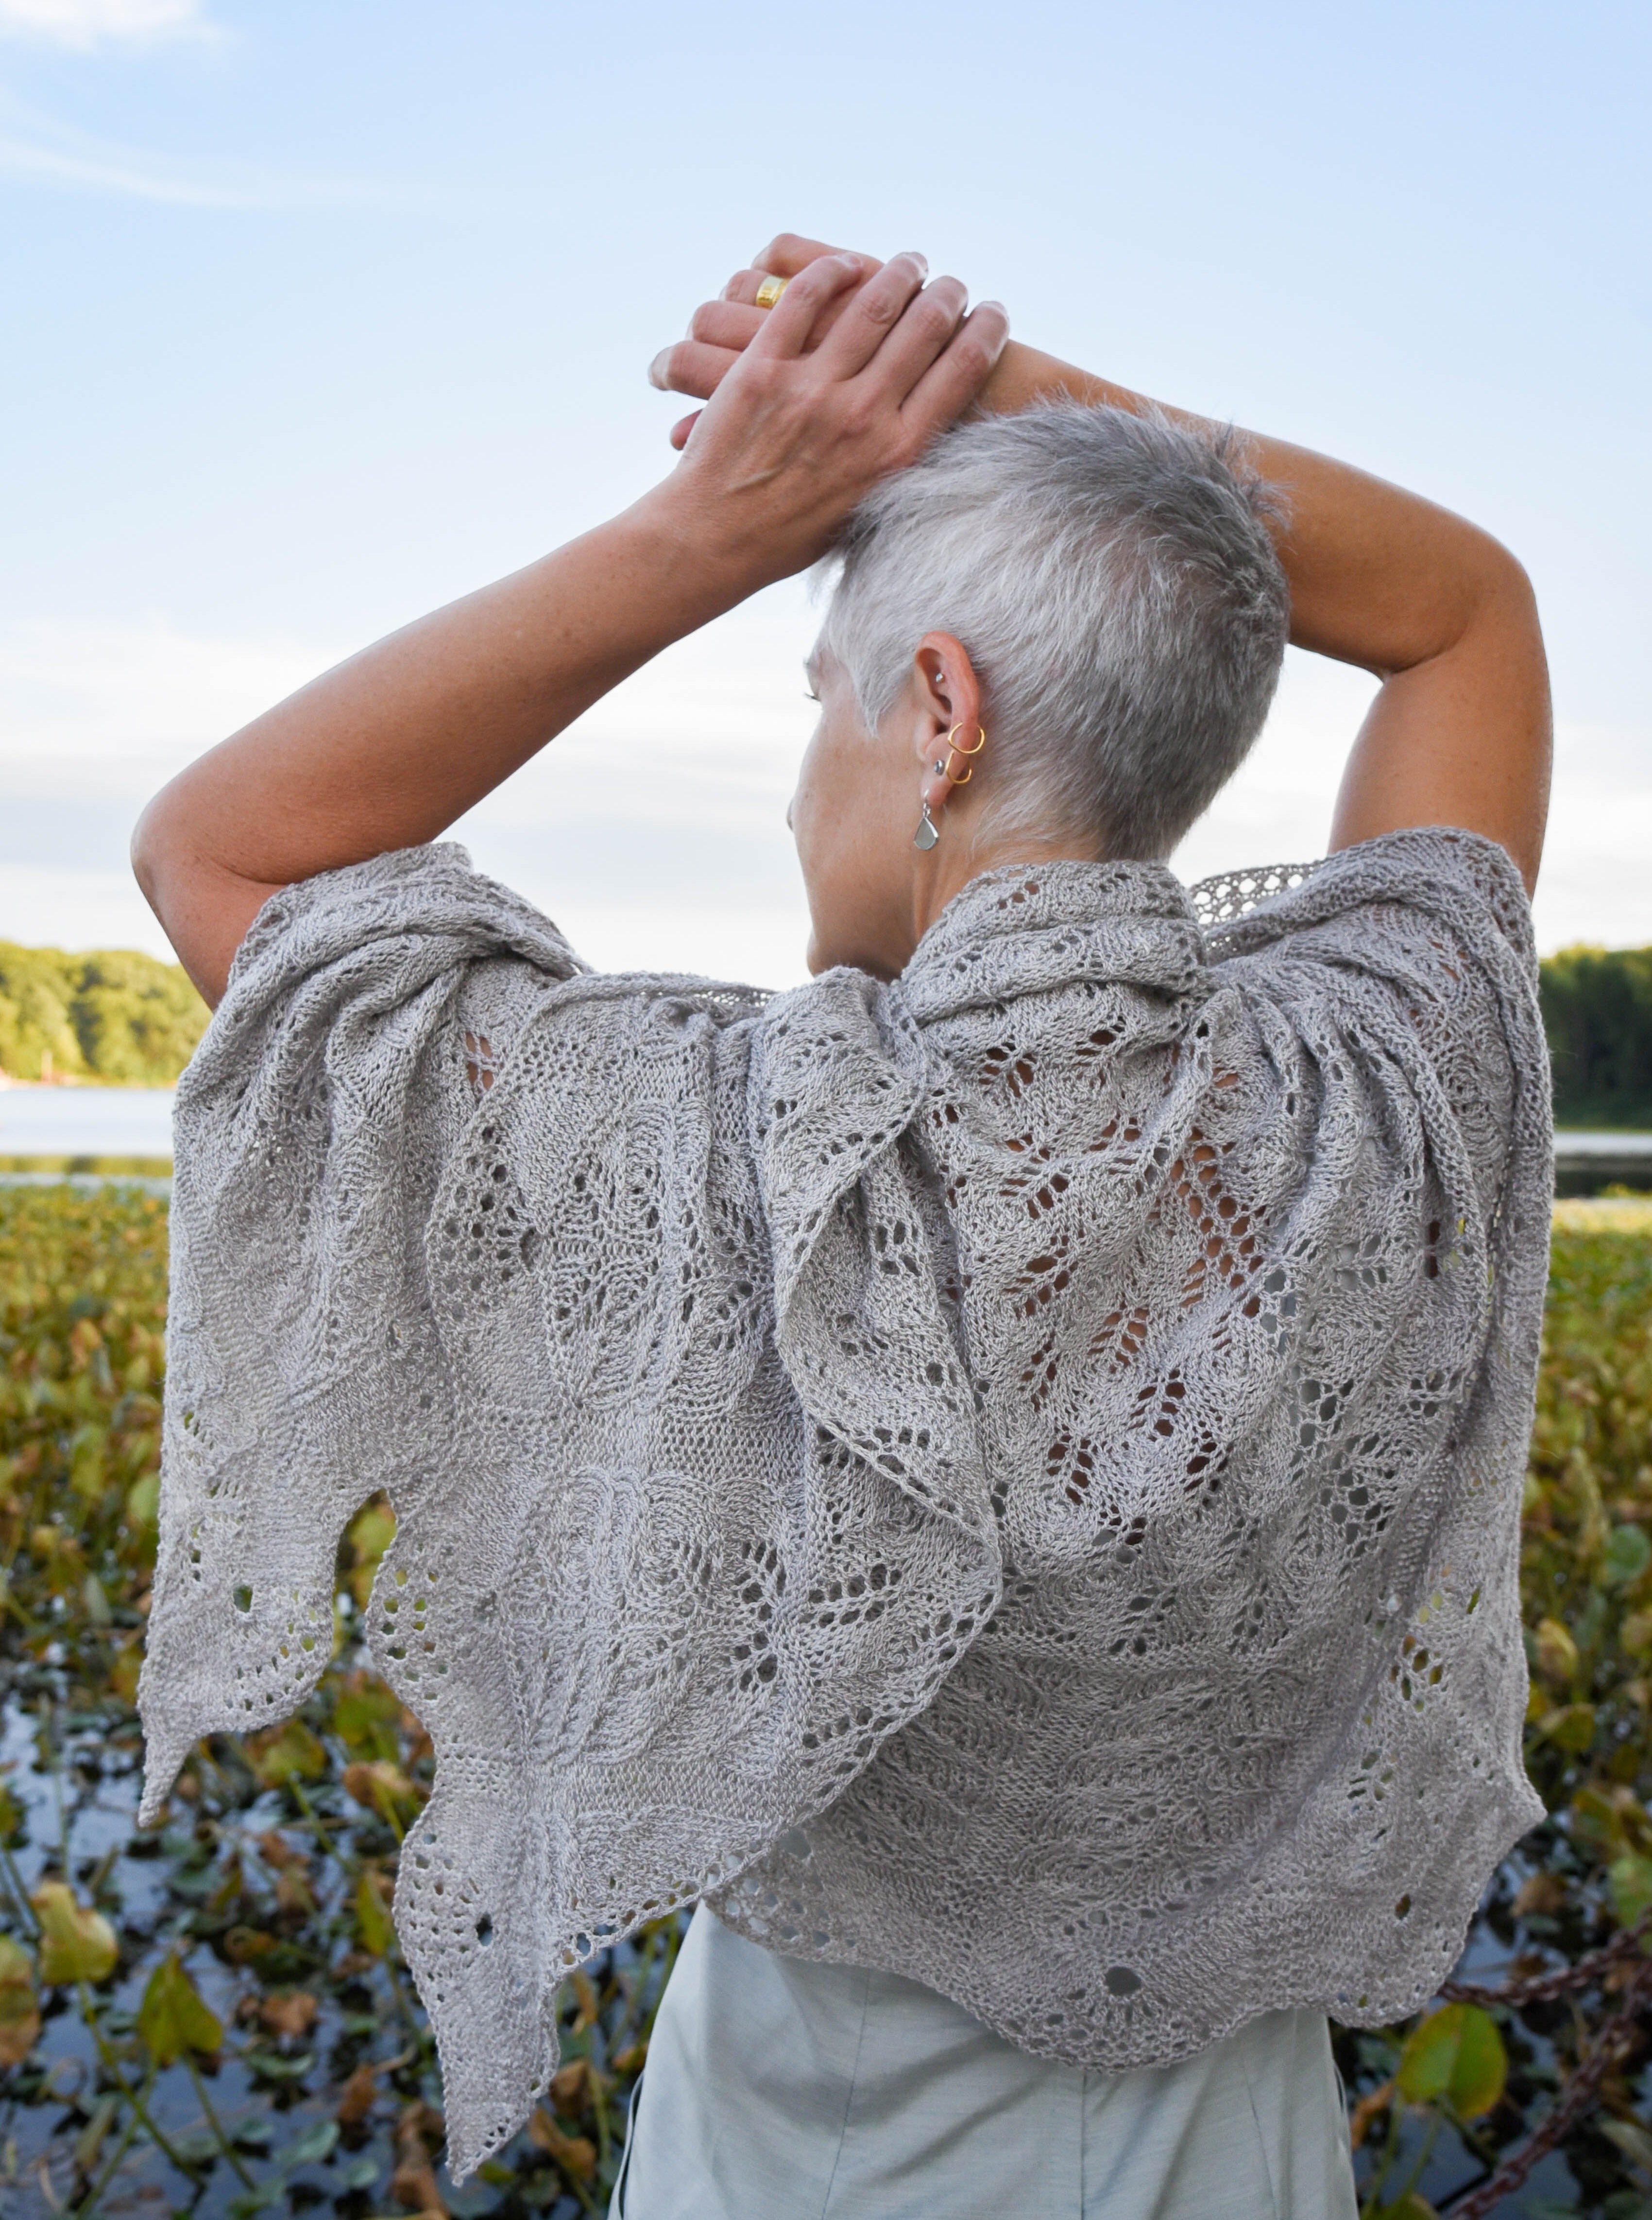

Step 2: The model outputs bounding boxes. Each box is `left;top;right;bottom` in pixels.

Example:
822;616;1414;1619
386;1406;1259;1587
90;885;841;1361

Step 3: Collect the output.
754;274;787;309
943;723;987;784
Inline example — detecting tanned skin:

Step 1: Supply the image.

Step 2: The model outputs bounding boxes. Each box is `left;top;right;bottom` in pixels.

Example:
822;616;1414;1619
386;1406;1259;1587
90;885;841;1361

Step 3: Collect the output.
133;235;1548;1008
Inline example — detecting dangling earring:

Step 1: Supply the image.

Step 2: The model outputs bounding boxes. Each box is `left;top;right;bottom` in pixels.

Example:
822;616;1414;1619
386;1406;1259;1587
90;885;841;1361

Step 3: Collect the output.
914;799;939;851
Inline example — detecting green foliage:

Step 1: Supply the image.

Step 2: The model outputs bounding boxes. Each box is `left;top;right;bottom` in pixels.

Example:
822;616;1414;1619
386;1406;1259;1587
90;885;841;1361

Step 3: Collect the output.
0;940;207;1085
1542;942;1652;1129
1345;1226;1652;2218
353;1868;396;1959
137;1952;223;2065
1520;1230;1652;1807
31;1882;119;1985
1394;2005;1507;2119
0;1934;39;2065
2;1186;1651;2216
0;1184;674;2218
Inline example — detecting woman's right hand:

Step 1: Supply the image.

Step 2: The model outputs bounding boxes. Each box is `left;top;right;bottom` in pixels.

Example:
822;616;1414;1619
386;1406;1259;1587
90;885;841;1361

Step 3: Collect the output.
131;248;1006;1005
651;233;882;449
642;248;1008;592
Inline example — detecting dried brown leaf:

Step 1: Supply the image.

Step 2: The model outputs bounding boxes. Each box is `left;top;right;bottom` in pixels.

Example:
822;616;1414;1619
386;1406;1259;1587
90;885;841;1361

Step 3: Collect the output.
257;1990;318;2041
527;2107;596;2181
335;2060;379;2127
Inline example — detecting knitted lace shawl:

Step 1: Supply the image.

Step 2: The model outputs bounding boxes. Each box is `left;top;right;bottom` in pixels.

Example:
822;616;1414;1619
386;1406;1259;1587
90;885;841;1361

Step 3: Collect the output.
139;826;1550;2176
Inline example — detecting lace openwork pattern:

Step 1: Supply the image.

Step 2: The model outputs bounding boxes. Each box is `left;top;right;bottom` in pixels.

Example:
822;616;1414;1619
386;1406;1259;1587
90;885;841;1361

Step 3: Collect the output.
140;829;1552;2174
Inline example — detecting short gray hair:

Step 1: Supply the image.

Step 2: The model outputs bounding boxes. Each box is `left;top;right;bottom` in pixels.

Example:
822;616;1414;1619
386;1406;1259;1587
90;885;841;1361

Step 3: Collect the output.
818;402;1290;860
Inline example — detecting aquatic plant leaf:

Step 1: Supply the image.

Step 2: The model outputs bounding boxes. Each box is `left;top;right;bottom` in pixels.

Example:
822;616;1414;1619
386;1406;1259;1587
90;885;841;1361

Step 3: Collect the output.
1533;1615;1579;1686
1537;1702;1597;1753
245;1718;327;1786
31;1880;118;1985
137;1949;223;2065
354;1868;396;1958
1609;1852;1652;1929
332;1669;402;1760
0;1935;40;2065
1601;1522;1652;1587
258;1989;319;2040
345;1498;397;1611
528;2105;596;2181
108;1639;143;1704
281;2118;338;2168
341;1757;417;1817
1396;2002;1507;2119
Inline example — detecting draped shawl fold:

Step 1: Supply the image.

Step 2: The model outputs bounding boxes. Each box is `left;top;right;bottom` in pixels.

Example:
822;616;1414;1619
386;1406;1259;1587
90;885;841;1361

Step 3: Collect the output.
139;827;1551;2175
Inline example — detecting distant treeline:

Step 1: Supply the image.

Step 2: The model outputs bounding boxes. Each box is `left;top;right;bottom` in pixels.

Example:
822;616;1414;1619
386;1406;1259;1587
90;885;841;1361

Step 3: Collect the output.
1;932;1650;1113
1541;945;1652;1129
0;941;208;1087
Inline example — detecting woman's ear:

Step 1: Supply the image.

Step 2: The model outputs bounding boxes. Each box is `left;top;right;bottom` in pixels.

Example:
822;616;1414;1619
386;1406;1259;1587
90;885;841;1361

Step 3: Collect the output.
911;632;985;822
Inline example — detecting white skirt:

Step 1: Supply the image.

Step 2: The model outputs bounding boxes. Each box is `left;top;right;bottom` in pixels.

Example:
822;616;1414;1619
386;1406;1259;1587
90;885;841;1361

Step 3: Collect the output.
613;1906;1359;2220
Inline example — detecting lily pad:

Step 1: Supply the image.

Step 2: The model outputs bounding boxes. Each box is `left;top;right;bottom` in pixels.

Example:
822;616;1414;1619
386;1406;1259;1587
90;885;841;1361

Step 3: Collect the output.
1396;2002;1507;2119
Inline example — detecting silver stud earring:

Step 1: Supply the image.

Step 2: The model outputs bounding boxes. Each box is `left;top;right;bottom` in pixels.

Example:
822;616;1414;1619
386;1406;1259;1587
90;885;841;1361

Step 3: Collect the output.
914;799;939;850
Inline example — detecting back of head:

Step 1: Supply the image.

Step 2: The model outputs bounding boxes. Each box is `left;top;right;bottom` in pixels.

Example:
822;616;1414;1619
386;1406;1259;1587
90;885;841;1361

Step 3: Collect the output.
820;402;1290;861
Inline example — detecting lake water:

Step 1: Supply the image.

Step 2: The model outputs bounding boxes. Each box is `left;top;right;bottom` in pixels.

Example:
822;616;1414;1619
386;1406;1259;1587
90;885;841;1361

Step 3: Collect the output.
0;1083;174;1160
0;1083;1649;1185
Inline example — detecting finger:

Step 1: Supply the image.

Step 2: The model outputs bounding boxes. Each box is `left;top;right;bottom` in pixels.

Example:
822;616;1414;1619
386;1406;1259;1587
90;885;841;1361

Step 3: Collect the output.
649;337;741;399
747;252;864;360
690;298;765;349
715;271;857;357
813;251;931;377
752;233;878;281
854;274;969;402
722;248;865;306
900;301;1011;438
720;267;776;305
669;409;702;451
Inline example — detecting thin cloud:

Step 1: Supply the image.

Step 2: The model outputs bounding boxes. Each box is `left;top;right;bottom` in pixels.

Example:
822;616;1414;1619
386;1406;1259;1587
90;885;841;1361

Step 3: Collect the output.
0;615;327;764
0;129;252;201
0;89;415;206
0;0;214;48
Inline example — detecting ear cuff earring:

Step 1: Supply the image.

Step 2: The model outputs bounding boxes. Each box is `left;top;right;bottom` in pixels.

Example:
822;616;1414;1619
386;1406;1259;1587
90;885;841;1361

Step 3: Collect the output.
941;723;987;783
915;728;987;850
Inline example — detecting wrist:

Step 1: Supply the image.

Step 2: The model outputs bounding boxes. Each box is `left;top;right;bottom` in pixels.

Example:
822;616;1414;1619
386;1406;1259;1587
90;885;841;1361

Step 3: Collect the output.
979;342;1131;419
621;480;782;621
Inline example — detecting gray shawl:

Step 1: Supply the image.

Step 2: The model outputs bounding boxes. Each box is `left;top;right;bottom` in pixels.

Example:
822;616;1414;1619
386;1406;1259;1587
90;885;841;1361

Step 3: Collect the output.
139;826;1550;2175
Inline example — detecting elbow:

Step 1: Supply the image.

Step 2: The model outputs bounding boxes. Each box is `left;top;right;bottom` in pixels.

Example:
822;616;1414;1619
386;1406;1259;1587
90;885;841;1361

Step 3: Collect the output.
128;781;242;1011
1466;528;1540;633
130;784;185;928
129;796;163;910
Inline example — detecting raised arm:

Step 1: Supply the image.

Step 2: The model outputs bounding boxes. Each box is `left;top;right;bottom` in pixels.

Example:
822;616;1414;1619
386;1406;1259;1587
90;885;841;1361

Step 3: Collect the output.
132;254;1007;1005
659;236;1551;893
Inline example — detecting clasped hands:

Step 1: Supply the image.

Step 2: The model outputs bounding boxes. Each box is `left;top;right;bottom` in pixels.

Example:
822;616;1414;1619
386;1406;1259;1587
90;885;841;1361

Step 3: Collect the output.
640;234;1010;588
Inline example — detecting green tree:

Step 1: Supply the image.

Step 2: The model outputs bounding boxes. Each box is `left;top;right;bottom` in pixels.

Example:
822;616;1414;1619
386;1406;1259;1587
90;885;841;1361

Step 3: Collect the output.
1540;943;1652;1128
0;945;85;1081
0;941;207;1085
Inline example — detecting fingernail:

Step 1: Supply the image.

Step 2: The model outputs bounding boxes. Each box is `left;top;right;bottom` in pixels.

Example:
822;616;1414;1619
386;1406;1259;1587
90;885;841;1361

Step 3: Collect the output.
901;250;929;274
647;350;669;391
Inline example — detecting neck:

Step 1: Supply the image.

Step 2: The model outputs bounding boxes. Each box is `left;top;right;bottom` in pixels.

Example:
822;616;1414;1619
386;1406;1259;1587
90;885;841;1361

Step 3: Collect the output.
911;826;1108;949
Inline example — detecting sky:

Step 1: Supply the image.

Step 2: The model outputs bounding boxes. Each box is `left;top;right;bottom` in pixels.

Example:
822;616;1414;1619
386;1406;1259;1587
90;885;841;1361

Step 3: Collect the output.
0;0;1647;986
